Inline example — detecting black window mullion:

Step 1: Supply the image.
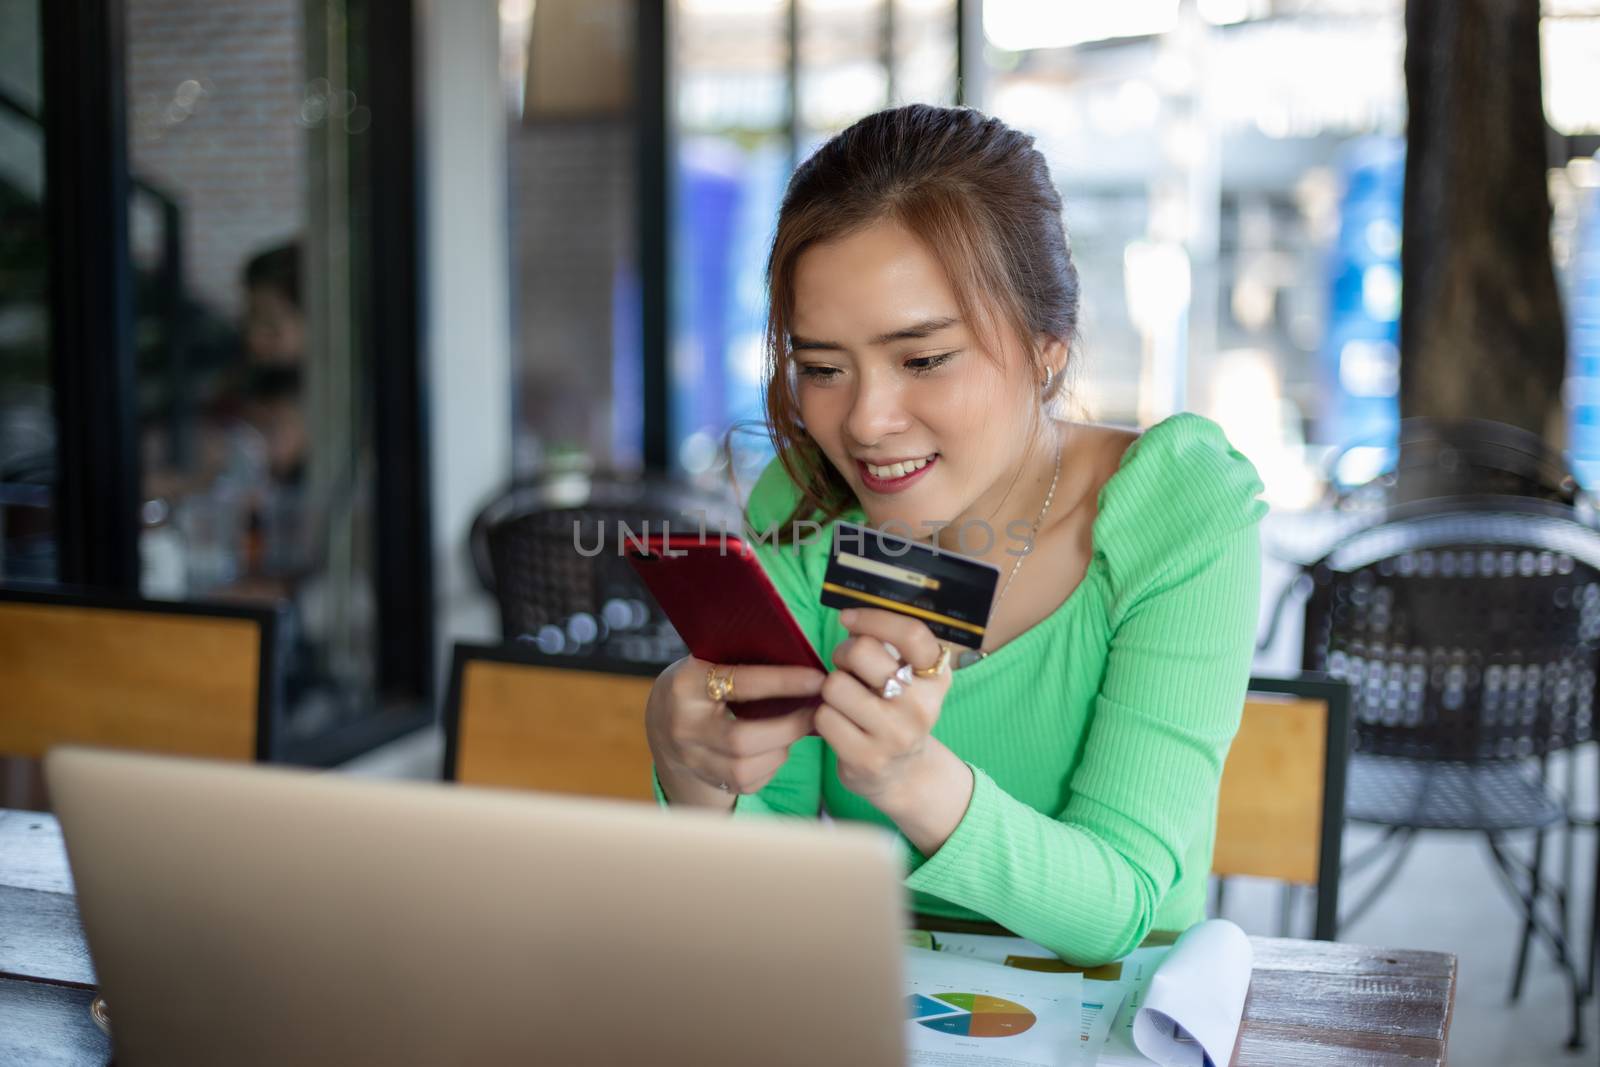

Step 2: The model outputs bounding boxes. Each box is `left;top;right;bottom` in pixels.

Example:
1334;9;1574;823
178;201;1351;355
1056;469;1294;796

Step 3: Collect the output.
955;0;974;108
359;0;434;706
638;0;671;473
41;0;140;591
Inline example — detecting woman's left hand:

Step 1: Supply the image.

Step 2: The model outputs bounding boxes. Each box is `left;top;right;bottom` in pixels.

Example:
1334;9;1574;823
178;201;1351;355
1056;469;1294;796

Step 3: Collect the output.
819;607;955;802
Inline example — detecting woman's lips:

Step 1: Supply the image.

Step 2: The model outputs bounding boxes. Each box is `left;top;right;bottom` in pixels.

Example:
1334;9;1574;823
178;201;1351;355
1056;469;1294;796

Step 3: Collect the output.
857;454;938;494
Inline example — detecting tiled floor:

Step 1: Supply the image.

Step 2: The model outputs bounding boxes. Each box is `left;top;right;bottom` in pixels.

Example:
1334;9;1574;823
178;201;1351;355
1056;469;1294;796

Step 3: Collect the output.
341;729;1600;1065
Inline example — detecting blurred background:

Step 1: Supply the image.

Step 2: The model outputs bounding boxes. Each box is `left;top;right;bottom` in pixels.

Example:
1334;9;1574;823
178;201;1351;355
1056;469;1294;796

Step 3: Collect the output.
7;0;1600;741
3;1;1600;1059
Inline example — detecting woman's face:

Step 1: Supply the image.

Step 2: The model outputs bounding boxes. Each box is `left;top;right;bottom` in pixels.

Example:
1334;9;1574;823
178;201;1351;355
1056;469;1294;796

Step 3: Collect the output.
789;217;1045;541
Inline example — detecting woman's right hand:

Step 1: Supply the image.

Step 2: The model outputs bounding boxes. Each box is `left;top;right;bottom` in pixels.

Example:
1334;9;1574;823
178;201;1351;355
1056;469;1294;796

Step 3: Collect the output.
645;656;824;809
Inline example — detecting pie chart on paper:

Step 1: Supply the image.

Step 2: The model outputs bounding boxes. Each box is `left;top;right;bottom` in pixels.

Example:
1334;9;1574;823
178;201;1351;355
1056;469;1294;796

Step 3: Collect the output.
907;992;1037;1038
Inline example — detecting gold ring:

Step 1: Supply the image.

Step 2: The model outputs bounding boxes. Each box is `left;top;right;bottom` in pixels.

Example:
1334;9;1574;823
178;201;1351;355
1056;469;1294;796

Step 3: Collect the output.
705;665;736;703
911;645;952;678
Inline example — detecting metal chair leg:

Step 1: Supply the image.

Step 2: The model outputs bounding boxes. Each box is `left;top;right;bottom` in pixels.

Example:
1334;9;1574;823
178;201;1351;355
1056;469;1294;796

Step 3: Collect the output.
1560;751;1576;954
1339;827;1418;932
1342;824;1407;876
1589;814;1599;1000
1484;833;1586;1049
1510;825;1545;1002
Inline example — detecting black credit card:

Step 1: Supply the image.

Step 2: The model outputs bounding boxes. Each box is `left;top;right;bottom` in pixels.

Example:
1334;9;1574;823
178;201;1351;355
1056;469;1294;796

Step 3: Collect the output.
819;521;1001;648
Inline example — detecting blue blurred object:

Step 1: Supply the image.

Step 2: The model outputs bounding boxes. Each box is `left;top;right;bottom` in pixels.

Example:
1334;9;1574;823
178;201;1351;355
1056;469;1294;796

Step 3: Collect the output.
674;139;743;455
1319;136;1404;489
1565;157;1600;491
670;137;787;475
611;261;642;470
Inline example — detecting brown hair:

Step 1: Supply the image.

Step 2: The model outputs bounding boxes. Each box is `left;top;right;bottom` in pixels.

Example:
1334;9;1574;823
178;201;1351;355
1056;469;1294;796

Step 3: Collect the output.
759;104;1081;538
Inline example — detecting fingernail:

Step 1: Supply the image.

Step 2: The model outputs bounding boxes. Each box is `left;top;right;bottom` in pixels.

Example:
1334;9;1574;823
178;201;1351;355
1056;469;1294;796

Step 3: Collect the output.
839;609;857;625
882;641;900;661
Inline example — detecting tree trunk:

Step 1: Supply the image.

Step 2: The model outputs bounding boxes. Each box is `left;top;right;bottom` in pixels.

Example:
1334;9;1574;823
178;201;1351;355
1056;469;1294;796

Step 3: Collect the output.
1400;0;1566;443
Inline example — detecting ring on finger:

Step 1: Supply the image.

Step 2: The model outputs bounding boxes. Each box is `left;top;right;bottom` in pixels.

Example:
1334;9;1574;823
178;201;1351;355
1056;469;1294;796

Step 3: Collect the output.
705;665;736;703
911;645;952;678
879;672;906;700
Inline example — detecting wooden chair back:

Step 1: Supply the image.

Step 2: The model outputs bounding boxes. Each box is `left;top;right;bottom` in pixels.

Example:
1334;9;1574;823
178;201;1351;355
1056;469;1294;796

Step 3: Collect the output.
443;642;658;802
1214;675;1350;940
0;587;280;763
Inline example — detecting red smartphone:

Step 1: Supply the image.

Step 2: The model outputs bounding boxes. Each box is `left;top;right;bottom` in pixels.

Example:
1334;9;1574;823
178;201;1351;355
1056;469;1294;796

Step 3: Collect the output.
624;533;825;721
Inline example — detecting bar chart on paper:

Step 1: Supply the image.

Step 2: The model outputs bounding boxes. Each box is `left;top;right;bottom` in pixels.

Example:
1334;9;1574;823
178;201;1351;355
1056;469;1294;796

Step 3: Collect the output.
909;992;1038;1038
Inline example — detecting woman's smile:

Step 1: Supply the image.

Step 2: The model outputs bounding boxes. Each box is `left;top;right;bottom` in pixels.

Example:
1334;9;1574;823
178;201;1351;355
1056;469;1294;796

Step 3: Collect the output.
856;452;939;494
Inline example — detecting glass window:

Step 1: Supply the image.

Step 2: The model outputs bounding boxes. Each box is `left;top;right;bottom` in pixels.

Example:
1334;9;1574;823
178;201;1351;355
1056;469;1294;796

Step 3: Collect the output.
669;0;959;487
892;0;958;109
979;0;1407;508
128;0;382;748
503;0;640;476
798;0;888;153
497;2;960;488
673;0;789;485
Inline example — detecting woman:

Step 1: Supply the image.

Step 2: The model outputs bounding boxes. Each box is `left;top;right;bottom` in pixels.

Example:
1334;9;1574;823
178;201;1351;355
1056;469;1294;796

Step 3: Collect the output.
645;104;1265;965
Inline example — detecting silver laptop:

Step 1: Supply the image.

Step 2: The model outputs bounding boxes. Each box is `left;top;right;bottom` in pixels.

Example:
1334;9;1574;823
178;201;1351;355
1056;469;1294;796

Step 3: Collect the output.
46;747;907;1066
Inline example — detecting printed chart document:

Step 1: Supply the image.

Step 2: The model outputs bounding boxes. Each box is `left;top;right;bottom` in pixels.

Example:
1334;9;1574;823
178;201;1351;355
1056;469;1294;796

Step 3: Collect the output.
904;947;1086;1066
929;934;1126;1064
911;919;1253;1067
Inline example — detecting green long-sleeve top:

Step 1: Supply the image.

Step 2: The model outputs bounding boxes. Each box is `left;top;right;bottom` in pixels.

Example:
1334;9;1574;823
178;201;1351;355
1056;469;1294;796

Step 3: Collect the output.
653;413;1266;964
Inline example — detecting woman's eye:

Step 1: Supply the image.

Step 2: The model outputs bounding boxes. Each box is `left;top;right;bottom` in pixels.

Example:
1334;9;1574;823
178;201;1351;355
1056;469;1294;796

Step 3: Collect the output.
796;352;954;381
906;351;956;375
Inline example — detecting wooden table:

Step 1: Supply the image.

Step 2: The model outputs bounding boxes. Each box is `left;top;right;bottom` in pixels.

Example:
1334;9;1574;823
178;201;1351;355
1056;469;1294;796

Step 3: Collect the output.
1;810;109;1065
0;809;1456;1065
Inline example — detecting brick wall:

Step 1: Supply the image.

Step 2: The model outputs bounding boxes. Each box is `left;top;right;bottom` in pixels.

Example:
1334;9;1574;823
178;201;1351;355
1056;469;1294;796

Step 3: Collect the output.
126;0;305;319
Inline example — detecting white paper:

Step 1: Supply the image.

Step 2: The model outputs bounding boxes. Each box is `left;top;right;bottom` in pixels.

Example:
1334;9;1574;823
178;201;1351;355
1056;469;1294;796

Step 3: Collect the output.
904;947;1086;1066
1128;920;1253;1067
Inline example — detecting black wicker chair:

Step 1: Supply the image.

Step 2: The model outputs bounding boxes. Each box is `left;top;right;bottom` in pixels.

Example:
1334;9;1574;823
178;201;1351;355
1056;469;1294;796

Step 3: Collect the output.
469;471;740;669
1300;495;1598;1049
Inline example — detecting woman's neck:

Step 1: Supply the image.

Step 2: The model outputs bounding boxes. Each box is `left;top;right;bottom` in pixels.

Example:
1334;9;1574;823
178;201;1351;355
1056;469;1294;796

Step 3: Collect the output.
932;417;1074;565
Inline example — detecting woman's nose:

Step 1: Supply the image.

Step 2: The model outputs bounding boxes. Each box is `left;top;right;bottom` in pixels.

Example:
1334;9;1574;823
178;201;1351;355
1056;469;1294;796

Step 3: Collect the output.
844;373;911;447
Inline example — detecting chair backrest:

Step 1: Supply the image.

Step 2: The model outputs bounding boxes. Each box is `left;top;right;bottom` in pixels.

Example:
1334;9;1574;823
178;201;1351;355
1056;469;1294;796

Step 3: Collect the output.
443;641;658;801
469;472;739;668
1301;498;1600;761
0;587;280;762
1214;675;1350;941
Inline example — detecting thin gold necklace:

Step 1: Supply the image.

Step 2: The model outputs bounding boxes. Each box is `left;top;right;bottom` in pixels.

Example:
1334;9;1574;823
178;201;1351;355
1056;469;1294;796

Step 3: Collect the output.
956;435;1064;669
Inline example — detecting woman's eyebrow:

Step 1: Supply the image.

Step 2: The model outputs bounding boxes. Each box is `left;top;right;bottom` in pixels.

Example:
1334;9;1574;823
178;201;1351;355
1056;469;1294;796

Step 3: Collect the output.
789;316;961;351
